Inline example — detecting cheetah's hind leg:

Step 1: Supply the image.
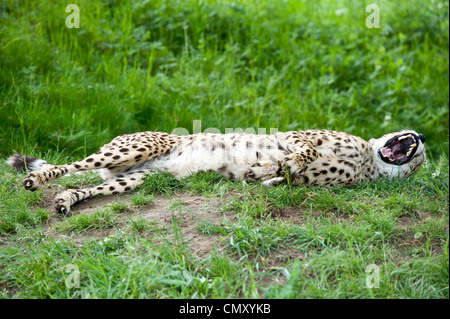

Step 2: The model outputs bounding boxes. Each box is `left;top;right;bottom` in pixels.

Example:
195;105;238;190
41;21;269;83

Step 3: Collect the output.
20;141;160;191
54;171;146;214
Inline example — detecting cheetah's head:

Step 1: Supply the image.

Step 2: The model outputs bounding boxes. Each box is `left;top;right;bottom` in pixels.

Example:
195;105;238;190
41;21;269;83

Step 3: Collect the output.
369;130;426;179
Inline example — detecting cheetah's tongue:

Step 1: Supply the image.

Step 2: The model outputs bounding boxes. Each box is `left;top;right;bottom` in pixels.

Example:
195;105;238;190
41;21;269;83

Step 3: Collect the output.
380;143;406;161
380;134;418;164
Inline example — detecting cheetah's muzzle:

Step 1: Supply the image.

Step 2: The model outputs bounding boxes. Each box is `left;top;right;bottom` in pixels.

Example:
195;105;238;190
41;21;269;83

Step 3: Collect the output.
378;133;424;165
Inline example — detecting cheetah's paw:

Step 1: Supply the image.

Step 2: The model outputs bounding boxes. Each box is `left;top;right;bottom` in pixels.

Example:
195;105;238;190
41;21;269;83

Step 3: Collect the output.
245;161;281;181
22;173;46;191
282;154;305;176
54;191;73;215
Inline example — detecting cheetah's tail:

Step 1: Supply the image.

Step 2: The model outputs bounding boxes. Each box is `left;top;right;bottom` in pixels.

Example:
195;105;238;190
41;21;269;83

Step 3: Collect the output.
6;154;53;172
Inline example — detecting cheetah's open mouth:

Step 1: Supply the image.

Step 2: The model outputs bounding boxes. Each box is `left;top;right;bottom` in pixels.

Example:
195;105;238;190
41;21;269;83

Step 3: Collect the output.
378;133;419;165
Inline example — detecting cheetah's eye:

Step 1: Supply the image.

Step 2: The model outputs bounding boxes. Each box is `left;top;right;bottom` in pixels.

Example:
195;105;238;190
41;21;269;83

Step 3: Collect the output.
378;133;420;166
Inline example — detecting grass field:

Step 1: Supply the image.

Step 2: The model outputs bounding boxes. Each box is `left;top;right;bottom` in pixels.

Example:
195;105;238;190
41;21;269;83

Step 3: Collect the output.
0;0;448;299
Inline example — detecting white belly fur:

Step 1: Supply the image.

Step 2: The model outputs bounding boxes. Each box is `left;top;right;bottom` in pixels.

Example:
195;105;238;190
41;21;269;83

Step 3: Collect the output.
142;133;287;179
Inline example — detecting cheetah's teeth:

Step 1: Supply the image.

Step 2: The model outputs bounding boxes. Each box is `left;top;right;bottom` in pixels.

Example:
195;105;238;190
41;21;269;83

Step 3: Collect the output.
398;134;413;141
406;143;417;157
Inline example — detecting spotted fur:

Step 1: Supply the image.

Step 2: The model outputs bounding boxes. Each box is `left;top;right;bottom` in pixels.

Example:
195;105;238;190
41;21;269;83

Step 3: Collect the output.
7;129;426;214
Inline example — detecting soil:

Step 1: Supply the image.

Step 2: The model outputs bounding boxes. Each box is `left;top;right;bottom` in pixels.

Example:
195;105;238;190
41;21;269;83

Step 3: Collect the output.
40;187;238;258
37;186;318;267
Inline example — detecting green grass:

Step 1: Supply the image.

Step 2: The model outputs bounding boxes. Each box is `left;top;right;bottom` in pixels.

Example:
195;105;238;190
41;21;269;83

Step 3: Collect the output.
52;208;120;233
129;192;156;206
1;157;448;298
0;0;448;159
0;0;448;299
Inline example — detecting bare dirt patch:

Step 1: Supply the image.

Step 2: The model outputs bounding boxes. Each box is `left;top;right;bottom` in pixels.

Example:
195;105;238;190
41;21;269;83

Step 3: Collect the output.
268;206;308;224
41;188;238;257
36;187;326;262
394;211;446;257
135;193;235;257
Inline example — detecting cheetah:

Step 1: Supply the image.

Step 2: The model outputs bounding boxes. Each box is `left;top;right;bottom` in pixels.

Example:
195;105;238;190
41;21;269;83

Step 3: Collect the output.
7;129;426;214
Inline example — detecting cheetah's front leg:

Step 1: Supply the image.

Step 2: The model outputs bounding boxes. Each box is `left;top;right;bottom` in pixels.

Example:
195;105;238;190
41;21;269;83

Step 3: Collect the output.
250;147;318;187
245;143;319;186
279;133;319;176
246;134;319;185
258;149;318;187
245;160;282;181
282;149;318;175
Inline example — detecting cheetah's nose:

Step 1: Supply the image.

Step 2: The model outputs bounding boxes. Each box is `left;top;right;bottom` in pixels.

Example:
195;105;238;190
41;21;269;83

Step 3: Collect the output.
418;134;425;143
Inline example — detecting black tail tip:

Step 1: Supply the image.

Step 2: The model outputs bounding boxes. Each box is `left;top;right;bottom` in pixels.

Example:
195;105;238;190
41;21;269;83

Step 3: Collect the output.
6;154;38;172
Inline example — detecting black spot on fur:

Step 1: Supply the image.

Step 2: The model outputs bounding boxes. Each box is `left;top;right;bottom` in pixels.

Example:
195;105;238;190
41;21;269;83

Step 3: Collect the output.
86;158;94;163
109;186;115;191
94;162;101;167
330;167;337;173
113;155;121;160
